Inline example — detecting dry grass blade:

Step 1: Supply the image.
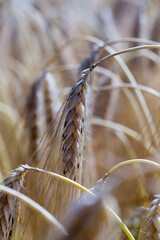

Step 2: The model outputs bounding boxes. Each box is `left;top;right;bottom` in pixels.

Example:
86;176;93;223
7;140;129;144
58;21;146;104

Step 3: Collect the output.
90;117;142;141
91;76;112;179
46;35;160;68
0;166;26;240
138;195;160;240
96;44;160;148
94;82;160;98
90;117;159;157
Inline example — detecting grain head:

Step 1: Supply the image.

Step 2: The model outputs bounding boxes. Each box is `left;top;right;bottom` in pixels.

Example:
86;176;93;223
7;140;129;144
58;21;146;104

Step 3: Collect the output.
138;195;160;240
26;76;42;162
0;166;26;240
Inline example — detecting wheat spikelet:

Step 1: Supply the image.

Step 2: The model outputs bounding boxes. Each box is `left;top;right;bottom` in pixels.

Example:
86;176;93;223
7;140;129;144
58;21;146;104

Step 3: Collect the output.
138;195;160;240
60;78;87;180
0;166;26;240
44;76;89;211
91;75;117;179
55;194;107;240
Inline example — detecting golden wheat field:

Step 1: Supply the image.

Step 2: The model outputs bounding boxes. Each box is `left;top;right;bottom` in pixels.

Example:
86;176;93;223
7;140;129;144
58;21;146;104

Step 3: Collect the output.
1;0;160;239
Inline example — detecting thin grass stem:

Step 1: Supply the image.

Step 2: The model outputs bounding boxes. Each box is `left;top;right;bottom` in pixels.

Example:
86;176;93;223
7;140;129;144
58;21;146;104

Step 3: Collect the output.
20;165;134;240
102;159;160;181
94;83;160;98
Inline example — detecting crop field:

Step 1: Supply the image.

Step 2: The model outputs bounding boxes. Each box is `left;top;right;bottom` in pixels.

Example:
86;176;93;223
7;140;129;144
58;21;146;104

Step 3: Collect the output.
0;0;160;239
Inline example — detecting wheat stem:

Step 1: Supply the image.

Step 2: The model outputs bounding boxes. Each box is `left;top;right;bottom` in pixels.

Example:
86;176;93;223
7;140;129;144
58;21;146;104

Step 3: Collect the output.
90;117;141;141
84;35;160;47
89;45;160;70
24;165;91;194
106;205;135;240
94;83;160;98
19;165;134;240
46;36;160;67
85;42;160;147
102;159;160;181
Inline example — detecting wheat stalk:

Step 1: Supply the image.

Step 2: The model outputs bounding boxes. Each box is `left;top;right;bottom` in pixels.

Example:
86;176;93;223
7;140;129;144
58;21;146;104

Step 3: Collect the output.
0;166;26;240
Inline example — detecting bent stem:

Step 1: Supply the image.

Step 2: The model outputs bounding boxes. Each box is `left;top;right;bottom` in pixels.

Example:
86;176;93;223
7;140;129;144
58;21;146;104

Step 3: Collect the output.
90;44;160;70
85;42;160;148
46;35;160;67
21;165;134;240
90;117;141;141
106;205;135;240
94;83;160;98
102;159;160;181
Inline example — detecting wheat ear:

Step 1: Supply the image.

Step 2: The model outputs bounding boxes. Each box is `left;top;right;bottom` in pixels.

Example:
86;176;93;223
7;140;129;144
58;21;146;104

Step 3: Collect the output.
0;166;26;240
138;195;160;240
120;207;147;240
35;72;90;219
60;78;87;180
26;76;42;162
26;71;59;162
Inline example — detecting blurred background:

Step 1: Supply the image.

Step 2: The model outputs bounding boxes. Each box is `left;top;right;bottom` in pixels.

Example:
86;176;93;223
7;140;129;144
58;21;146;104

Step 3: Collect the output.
0;0;160;239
